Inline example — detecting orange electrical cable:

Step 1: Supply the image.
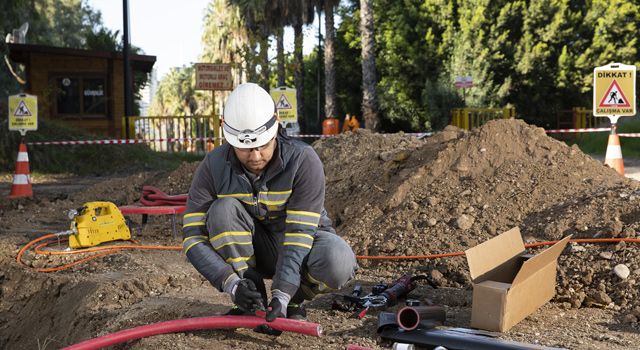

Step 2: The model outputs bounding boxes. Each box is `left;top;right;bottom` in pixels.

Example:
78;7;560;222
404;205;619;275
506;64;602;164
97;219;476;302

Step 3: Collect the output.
354;237;640;260
17;235;640;273
17;233;181;273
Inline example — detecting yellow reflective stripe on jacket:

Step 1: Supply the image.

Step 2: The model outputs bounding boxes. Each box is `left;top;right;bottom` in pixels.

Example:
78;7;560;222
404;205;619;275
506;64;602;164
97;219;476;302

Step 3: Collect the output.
183;212;206;227
284;233;314;248
182;235;208;255
286;210;321;218
183;222;205;228
284;233;314;241
183;235;208;243
258;189;292;206
210;231;252;242
225;256;254;263
215;241;253;250
285;220;318;227
283;242;312;249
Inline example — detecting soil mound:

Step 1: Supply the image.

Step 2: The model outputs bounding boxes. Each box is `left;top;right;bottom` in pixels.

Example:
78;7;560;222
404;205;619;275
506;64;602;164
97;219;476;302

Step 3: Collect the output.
315;119;640;314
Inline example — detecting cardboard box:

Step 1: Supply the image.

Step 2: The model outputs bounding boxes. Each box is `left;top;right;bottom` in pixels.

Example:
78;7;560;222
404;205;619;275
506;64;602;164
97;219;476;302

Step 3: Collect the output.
465;227;571;332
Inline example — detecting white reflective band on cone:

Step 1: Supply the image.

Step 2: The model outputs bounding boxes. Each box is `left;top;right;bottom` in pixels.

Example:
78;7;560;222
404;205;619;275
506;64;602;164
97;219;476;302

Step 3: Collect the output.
605;145;622;159
392;343;415;350
12;174;30;185
17;152;29;162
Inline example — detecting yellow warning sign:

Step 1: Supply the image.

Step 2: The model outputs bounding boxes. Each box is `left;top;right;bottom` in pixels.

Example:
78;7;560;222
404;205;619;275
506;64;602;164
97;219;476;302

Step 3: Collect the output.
8;94;38;132
593;63;636;117
270;86;297;124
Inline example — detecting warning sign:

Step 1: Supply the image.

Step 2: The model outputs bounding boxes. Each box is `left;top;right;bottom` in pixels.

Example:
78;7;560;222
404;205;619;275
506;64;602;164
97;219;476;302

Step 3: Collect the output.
276;94;292;109
8;94;38;132
270;86;297;124
195;63;233;90
593;63;636;117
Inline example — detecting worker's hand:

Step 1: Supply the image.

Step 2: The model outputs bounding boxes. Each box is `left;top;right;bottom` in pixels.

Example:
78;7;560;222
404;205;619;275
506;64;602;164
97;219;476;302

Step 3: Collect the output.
266;298;285;322
234;279;264;312
266;289;291;321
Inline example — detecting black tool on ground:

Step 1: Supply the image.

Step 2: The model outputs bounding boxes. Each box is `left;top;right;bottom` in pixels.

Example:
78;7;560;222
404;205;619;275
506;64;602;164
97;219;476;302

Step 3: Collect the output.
332;274;435;319
379;326;564;350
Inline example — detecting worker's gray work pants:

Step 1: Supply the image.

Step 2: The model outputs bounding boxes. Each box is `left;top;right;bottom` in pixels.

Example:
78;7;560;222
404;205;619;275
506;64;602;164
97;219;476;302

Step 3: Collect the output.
206;197;357;299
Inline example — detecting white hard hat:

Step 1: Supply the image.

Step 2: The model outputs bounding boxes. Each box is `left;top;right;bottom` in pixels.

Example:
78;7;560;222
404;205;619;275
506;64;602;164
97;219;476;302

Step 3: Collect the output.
223;83;278;148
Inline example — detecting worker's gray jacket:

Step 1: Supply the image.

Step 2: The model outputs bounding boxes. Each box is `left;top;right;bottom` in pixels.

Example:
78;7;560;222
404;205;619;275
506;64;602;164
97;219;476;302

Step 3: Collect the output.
182;132;331;296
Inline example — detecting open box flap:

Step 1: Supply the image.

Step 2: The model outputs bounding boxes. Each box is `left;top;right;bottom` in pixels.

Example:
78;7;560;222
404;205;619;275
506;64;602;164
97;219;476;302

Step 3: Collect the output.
465;227;525;281
511;235;572;287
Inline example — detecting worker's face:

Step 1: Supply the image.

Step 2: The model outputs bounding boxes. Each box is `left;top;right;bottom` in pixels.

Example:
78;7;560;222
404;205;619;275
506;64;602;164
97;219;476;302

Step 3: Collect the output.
233;136;277;175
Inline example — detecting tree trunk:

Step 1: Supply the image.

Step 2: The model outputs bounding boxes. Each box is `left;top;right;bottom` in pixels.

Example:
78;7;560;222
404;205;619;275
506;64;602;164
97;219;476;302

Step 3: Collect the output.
294;23;305;132
359;0;380;131
259;32;270;91
276;27;285;87
324;1;337;120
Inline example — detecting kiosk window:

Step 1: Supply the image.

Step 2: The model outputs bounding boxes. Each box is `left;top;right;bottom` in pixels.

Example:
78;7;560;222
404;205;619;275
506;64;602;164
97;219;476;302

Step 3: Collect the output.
55;76;107;117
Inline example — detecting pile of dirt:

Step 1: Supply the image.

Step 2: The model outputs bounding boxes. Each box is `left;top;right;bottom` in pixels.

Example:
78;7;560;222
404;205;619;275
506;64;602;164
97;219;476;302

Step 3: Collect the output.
314;119;640;316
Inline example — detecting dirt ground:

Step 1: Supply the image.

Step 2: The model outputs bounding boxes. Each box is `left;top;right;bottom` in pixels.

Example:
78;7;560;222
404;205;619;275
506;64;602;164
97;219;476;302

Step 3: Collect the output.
1;119;640;349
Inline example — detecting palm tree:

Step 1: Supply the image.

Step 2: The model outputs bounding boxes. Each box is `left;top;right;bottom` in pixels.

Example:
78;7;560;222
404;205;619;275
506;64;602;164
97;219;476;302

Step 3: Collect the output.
323;0;340;120
228;0;271;90
359;0;380;130
201;0;250;85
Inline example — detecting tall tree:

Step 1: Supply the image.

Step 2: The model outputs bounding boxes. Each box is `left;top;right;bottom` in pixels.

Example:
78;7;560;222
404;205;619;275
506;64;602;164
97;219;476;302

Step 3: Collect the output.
202;0;250;85
323;0;340;119
513;0;584;125
359;0;380;130
228;0;271;90
575;0;639;94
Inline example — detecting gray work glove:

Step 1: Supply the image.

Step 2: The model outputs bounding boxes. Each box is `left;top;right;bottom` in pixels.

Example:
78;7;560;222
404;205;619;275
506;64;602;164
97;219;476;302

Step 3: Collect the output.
266;290;291;321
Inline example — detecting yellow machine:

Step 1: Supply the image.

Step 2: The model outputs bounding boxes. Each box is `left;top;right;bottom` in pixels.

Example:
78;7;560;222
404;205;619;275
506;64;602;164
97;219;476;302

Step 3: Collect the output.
67;201;131;249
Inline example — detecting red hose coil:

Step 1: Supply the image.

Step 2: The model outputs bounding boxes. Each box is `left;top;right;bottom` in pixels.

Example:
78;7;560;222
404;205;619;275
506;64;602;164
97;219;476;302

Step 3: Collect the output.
62;315;322;350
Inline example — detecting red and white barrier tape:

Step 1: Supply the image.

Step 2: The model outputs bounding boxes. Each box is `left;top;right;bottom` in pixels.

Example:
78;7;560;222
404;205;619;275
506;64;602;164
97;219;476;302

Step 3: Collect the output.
26;137;223;146
545;127;611;133
25;132;434;145
29;128;640;146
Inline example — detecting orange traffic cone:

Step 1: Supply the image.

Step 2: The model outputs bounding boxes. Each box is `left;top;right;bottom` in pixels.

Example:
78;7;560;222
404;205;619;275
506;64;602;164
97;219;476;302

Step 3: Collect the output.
604;133;625;176
8;143;33;198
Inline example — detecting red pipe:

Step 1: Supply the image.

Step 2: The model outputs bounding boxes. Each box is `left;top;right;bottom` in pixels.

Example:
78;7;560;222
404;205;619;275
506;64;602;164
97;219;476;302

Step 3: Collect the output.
62;315;323;350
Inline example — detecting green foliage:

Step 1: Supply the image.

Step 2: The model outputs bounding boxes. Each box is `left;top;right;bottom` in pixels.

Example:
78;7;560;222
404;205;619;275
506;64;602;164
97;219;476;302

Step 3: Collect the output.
149;66;211;116
331;0;640;131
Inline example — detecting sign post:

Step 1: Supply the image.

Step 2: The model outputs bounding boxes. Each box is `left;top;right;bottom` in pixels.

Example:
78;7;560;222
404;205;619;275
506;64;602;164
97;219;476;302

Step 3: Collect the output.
195;63;233;147
593;63;636;175
270;86;299;135
454;76;474;106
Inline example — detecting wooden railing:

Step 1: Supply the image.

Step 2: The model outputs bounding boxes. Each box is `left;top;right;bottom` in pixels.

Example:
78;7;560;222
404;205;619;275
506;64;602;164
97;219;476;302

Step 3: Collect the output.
450;107;516;130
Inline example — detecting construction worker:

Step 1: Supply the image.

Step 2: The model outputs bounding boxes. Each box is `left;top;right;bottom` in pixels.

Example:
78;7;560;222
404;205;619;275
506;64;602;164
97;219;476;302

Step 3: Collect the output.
182;83;357;328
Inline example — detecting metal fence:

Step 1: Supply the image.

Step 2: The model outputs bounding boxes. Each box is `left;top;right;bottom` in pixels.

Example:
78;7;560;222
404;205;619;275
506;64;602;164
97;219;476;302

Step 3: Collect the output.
450;107;515;130
122;115;221;154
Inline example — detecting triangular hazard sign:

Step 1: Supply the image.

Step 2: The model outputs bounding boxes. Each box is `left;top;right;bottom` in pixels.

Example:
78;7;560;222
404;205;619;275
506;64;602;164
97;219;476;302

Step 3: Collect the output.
598;79;630;108
276;94;292;109
14;100;32;117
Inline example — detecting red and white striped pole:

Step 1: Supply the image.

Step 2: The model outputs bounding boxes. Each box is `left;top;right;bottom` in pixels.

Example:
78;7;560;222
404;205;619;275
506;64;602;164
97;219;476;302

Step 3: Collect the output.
8;142;33;198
